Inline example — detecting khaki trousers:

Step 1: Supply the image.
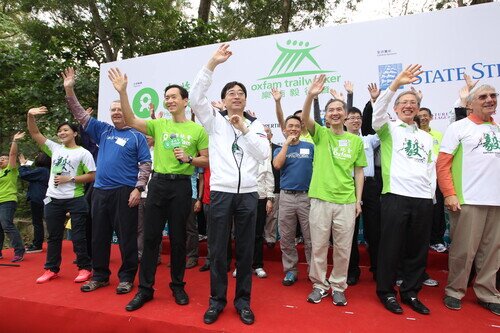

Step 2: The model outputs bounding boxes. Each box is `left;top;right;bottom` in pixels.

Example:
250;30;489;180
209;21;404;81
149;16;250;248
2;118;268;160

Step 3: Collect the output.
446;205;500;303
308;198;356;292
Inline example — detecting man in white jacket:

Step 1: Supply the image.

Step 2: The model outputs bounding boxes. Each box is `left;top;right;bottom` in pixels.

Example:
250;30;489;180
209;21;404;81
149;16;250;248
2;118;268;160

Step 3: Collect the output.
190;44;270;325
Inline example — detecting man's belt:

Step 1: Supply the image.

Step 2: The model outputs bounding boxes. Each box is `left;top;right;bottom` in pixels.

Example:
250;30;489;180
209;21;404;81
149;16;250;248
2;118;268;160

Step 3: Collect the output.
282;190;308;194
153;173;190;180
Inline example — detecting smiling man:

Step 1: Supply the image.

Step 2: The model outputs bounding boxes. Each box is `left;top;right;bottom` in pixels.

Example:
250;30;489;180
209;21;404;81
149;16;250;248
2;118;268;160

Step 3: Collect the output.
301;75;366;307
372;65;435;315
63;68;152;295
272;115;314;287
190;44;270;325
106;69;209;311
437;84;500;316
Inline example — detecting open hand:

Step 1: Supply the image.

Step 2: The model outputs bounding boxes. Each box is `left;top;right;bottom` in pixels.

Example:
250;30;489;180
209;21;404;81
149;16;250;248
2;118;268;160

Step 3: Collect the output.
108;67;128;93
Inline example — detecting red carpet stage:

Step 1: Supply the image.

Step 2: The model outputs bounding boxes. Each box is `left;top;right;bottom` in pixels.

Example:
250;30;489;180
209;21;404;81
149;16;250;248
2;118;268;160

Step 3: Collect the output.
0;241;498;332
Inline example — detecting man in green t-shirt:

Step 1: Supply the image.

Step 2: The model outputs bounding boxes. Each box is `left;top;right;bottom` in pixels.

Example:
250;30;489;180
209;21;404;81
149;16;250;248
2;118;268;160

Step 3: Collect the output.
301;75;367;306
107;68;209;312
0;132;26;262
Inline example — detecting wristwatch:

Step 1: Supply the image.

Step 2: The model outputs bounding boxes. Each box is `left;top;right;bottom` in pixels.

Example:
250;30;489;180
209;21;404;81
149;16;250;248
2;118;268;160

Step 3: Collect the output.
135;186;145;192
187;156;194;164
70;176;76;183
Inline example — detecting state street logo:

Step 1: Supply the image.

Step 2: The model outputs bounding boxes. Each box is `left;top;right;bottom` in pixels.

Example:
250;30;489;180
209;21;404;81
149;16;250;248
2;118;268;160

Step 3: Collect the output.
260;40;333;80
472;131;500;153
378;64;402;91
133;87;159;119
397;138;429;163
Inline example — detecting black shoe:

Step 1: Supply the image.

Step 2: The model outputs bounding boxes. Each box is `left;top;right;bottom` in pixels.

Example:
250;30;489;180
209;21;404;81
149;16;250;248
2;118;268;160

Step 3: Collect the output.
237;307;255;325
199;263;210;272
172;288;189;305
402;297;430;315
478;299;500;315
125;293;153;311
203;306;222;324
346;275;359;286
382;296;403;314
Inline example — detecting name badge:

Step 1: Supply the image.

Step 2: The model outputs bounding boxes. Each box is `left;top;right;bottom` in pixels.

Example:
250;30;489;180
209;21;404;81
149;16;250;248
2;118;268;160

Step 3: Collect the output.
115;138;127;146
300;148;310;155
364;142;369;149
43;197;52;205
339;140;349;147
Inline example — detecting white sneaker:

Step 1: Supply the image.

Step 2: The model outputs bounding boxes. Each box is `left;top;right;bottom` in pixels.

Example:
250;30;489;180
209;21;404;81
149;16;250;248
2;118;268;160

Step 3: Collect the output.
232;268;237;278
396;279;403;287
254;268;267;278
430;243;447;253
423;278;439;287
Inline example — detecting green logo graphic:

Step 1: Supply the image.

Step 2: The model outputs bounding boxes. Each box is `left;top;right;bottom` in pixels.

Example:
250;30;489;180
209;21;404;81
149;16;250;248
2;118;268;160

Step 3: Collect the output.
133;88;159;118
260;40;334;80
398;138;429;163
472;132;500;152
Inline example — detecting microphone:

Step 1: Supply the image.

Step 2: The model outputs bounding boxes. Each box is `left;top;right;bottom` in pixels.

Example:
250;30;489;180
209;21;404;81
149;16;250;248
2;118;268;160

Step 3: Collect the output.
170;134;183;164
54;172;62;187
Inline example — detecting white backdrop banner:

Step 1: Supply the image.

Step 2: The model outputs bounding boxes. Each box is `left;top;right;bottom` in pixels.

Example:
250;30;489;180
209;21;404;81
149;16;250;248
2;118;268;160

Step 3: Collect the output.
98;3;500;143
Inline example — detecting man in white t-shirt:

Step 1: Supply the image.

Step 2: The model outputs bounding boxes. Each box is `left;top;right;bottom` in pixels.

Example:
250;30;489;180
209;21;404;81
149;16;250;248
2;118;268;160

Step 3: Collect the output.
437;84;500;316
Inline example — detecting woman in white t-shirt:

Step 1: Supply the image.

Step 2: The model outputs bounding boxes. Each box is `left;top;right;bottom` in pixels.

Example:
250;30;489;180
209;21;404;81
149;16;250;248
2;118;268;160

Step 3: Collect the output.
27;107;96;284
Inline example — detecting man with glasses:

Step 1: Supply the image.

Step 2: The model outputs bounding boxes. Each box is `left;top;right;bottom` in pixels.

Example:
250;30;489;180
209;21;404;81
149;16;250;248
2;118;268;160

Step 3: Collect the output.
344;108;380;285
437;85;500;315
373;65;435;315
190;44;269;325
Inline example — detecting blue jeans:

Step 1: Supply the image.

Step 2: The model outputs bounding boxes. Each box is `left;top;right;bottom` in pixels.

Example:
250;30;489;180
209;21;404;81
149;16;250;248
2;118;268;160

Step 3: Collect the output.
0;201;25;256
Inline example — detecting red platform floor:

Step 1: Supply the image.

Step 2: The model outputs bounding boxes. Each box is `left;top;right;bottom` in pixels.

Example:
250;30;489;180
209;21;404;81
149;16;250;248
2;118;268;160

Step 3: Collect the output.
0;241;498;333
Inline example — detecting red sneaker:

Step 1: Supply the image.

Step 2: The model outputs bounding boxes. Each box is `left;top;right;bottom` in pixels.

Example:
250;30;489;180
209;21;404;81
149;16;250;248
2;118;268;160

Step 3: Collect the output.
74;269;92;283
36;270;58;284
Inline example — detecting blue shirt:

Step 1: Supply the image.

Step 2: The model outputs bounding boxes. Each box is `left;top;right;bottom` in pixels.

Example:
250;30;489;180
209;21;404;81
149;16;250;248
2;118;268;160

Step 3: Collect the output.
85;118;151;189
361;134;380;177
273;141;314;191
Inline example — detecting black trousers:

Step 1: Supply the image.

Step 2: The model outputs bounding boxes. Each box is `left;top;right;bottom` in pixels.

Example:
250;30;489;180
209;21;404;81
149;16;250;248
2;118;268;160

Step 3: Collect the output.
209;191;258;311
138;174;191;296
430;187;445;245
91;186;138;282
252;198;267;269
348;170;382;279
30;201;45;248
376;193;433;300
45;197;91;273
362;170;383;275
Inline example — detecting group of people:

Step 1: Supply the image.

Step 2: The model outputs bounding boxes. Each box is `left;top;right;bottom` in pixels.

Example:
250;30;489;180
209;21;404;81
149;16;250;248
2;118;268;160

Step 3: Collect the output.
0;44;498;325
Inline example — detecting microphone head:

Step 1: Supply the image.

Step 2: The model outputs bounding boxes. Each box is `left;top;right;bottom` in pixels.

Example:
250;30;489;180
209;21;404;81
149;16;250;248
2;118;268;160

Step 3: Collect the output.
170;133;177;139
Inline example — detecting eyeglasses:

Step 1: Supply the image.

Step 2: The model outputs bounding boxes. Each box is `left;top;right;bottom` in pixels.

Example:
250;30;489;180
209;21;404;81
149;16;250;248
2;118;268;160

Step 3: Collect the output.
397;100;418;106
226;91;246;98
346;117;362;121
476;93;498;101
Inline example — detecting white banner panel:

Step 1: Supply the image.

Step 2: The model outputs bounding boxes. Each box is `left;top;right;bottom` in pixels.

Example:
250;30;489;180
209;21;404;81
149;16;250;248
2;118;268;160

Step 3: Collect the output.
98;3;500;143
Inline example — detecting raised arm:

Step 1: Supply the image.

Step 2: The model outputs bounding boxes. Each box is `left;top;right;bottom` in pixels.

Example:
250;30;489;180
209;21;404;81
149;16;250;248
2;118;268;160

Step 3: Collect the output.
302;75;326;136
8;132;25;168
373;64;423;130
344;81;354;110
27;107;49;146
108;67;148;134
62;67;91;127
271;88;286;132
190;44;232;129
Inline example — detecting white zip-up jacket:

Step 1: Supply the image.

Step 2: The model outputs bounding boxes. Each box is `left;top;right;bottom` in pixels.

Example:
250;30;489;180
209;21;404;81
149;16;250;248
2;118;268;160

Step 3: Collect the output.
190;66;270;193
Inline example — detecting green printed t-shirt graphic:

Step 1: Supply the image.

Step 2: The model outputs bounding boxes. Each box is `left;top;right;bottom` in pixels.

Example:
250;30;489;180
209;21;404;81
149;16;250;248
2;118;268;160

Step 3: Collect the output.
133;88;159;119
308;123;367;204
0;166;19;203
146;119;208;175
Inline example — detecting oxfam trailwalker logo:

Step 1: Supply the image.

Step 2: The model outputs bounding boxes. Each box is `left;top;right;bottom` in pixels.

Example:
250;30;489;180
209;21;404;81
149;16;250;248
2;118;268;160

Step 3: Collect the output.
260;40;333;80
133;87;159;118
251;40;340;100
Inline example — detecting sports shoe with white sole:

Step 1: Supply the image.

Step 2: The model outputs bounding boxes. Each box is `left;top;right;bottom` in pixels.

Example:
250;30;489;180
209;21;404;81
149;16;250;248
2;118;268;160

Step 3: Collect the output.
332;291;347;306
307;288;329;304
